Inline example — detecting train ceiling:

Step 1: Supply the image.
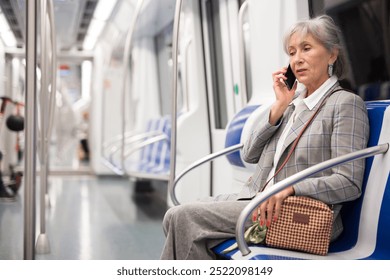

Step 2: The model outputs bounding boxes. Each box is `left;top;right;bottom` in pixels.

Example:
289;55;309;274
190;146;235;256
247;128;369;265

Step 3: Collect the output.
0;0;98;51
0;0;176;52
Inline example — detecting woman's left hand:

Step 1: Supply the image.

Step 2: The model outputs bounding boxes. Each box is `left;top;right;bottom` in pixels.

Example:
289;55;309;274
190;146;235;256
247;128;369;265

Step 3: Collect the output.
252;186;295;227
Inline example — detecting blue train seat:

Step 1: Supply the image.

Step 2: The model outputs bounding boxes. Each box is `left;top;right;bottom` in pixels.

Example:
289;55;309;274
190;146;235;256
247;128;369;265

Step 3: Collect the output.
135;118;162;170
358;83;381;100
136;115;171;174
380;82;390;99
126;115;171;181
358;81;390;101
213;100;390;260
225;105;260;167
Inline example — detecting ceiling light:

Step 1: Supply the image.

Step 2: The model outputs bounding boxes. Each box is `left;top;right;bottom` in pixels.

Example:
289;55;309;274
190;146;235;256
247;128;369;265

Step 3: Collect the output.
1;30;17;47
82;1;119;50
86;19;105;39
93;0;118;21
83;35;97;50
0;12;16;47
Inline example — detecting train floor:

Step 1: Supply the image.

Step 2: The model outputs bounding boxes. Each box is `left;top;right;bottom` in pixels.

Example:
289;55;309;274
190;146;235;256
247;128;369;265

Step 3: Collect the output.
0;175;168;260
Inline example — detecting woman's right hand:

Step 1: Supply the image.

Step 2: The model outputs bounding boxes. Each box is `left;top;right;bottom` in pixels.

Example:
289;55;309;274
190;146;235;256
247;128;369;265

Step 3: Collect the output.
269;67;297;125
251;186;295;228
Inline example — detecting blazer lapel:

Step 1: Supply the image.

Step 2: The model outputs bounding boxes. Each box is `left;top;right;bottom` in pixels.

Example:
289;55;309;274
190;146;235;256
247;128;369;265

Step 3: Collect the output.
278;83;340;162
282;107;312;150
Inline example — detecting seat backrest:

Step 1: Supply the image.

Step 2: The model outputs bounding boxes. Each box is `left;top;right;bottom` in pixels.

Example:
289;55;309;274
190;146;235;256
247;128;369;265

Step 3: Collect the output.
225;104;272;169
139;118;161;167
225;105;260;167
148;115;171;173
161;117;171;172
358;83;382;101
380;82;390;100
329;101;390;253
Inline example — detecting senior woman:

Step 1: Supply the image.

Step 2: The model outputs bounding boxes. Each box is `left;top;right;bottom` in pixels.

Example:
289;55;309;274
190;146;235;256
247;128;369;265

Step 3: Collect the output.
160;15;369;260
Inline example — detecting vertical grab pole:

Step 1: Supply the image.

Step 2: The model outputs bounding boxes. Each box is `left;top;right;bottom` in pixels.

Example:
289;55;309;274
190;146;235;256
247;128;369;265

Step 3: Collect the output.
120;0;145;175
46;0;57;202
36;0;49;253
24;0;38;260
36;0;56;254
238;1;248;106
46;0;57;156
168;0;183;206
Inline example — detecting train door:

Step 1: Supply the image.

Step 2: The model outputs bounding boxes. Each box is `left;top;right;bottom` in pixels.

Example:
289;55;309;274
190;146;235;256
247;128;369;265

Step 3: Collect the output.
200;0;246;196
170;0;212;204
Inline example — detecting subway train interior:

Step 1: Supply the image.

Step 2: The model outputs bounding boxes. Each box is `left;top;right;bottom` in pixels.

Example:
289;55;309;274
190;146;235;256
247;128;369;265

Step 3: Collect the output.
0;0;389;260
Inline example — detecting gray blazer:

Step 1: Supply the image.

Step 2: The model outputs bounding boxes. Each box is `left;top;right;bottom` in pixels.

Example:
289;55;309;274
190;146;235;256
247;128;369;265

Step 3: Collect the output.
239;83;370;239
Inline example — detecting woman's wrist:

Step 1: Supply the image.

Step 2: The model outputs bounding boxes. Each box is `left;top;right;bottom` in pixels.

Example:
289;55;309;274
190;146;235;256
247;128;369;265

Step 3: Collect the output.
269;102;288;125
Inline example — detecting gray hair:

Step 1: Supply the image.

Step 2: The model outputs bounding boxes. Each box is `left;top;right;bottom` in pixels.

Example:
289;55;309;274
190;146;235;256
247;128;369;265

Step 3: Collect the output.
283;15;347;78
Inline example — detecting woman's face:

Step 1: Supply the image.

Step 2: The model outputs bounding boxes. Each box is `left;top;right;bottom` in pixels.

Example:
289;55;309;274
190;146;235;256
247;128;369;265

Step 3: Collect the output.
288;32;338;95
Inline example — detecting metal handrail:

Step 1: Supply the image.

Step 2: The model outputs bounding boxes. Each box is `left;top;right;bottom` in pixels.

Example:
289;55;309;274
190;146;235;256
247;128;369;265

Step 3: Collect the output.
107;131;162;162
37;0;47;164
36;0;57;255
38;0;48;231
47;0;57;145
24;0;38;260
238;1;248;107
102;131;138;150
170;143;244;206
236;143;389;256
124;134;168;159
168;0;183;205
101;158;125;176
104;133;168;175
120;0;145;175
123;135;169;176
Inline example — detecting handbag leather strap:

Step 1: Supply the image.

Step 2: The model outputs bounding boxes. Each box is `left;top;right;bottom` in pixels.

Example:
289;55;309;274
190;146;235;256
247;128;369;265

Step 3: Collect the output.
262;87;348;190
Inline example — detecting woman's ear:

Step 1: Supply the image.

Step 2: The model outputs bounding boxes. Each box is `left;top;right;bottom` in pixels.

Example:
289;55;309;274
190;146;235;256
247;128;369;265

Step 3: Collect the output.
329;48;339;65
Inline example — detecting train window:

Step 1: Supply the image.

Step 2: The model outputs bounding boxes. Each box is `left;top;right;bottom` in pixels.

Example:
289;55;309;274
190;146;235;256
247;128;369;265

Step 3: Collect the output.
204;0;228;129
156;23;176;116
310;0;390;93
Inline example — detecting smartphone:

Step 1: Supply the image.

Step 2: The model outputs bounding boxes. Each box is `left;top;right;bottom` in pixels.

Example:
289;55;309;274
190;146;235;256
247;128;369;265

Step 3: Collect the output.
284;64;296;90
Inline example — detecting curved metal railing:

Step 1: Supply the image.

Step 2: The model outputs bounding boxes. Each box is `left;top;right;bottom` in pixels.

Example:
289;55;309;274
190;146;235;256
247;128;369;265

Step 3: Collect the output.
235;143;389;256
101;130;169;176
238;1;248;106
118;0;145;175
107;131;162;162
102;131;139;156
169;143;244;206
168;0;183;205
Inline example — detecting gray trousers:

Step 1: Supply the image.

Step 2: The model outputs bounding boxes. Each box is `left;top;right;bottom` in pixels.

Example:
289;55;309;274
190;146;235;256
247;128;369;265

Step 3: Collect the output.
160;194;251;260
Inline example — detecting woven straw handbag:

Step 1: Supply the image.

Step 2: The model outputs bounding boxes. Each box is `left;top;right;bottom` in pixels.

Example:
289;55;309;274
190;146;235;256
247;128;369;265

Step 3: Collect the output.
265;196;333;255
